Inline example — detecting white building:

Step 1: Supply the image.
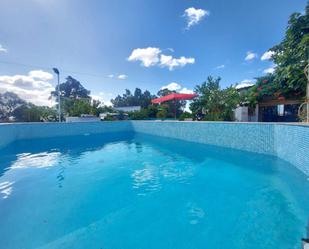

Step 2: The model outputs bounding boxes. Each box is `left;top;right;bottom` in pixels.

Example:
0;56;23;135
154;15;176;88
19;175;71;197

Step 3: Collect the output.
114;106;141;112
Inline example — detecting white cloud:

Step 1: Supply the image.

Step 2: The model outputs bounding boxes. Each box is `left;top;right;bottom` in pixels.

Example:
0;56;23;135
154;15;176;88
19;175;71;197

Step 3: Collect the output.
91;92;114;106
108;74;128;80
29;70;53;81
241;79;254;84
160;82;194;94
261;51;275;61
263;65;276;74
0;44;7;53
160;82;182;91
0;70;55;106
180;87;194;94
128;47;161;67
118;74;128;80
215;64;225;70
160;54;195;70
128;47;195;71
245;51;258;61
236;80;255;90
184;7;209;29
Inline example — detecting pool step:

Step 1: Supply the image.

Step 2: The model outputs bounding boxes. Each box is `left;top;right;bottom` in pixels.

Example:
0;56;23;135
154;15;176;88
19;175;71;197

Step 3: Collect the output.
35;206;132;249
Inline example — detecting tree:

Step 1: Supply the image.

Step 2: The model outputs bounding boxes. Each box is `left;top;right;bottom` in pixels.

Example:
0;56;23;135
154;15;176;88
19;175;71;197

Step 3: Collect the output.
12;105;57;122
65;99;92;116
190;76;222;120
50;76;103;117
51;76;91;99
220;86;241;121
156;105;168;119
0;92;27;119
111;88;154;108
178;112;193;121
146;105;158;118
244;75;278;106
190;76;240;121
129;109;149;120
268;2;309;98
0;92;57;122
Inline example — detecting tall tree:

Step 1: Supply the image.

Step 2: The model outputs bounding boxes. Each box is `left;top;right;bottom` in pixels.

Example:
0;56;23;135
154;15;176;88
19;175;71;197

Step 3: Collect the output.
50;76;93;117
51;76;91;99
269;2;309;97
12;105;57;122
111;88;154;108
190;76;240;121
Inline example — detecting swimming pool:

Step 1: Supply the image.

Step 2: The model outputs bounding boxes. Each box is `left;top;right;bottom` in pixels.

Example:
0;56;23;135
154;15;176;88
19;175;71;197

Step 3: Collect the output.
0;122;308;249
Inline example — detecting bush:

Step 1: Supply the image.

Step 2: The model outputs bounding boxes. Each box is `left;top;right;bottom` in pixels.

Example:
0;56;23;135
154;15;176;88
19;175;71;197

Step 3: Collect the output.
156;108;168;119
129;109;148;120
178;112;193;121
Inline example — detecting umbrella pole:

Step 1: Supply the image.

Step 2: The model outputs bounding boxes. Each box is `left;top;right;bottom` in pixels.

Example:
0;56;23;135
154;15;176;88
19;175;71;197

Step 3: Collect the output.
174;99;177;120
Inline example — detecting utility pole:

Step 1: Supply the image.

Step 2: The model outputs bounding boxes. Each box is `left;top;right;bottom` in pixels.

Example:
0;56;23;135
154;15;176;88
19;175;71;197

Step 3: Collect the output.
53;68;61;122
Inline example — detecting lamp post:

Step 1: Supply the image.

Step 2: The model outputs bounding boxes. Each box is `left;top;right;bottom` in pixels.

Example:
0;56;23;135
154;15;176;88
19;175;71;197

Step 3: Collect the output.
53;68;61;122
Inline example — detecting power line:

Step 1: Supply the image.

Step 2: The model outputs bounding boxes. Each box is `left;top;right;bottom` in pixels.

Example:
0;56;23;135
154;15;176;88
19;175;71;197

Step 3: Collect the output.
0;59;114;79
0;59;162;92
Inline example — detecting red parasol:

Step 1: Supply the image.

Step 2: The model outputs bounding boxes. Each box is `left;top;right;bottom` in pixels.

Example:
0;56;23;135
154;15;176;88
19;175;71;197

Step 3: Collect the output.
151;93;197;104
151;93;198;119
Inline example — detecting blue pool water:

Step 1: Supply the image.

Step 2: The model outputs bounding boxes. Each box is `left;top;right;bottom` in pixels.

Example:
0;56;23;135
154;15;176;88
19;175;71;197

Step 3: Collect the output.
0;132;308;249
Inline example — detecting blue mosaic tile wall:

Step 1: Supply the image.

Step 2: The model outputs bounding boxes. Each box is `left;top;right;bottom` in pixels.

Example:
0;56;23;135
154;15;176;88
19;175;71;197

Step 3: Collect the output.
0;124;17;149
131;121;276;155
0;122;133;148
132;121;309;176
274;125;309;176
0;121;308;176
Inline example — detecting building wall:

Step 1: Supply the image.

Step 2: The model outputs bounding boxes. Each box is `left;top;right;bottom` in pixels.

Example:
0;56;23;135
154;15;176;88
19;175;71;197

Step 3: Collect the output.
234;106;249;122
65;117;100;122
114;106;141;112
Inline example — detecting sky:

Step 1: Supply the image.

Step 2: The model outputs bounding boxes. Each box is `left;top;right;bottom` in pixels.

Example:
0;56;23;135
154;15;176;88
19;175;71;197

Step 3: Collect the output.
0;0;307;106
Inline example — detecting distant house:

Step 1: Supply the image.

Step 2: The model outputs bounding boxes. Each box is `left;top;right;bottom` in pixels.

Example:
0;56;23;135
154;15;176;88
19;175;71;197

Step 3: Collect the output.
99;106;140;121
66;114;100;123
235;84;302;122
257;98;301;122
99;112;128;121
235;83;258;122
114;106;141;112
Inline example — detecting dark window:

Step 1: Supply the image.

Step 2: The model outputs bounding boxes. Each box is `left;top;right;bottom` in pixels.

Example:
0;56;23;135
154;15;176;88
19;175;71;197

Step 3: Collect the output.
260;104;299;122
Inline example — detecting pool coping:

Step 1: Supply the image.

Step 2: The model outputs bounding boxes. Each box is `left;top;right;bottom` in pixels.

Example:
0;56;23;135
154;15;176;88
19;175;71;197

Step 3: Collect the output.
0;120;308;127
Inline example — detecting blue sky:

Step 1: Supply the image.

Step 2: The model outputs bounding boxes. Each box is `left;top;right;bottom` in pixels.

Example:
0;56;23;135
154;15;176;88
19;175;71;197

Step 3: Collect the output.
0;0;307;106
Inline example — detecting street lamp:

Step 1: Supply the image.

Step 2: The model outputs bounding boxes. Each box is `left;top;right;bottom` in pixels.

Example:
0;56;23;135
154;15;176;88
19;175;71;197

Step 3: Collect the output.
53;68;61;122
